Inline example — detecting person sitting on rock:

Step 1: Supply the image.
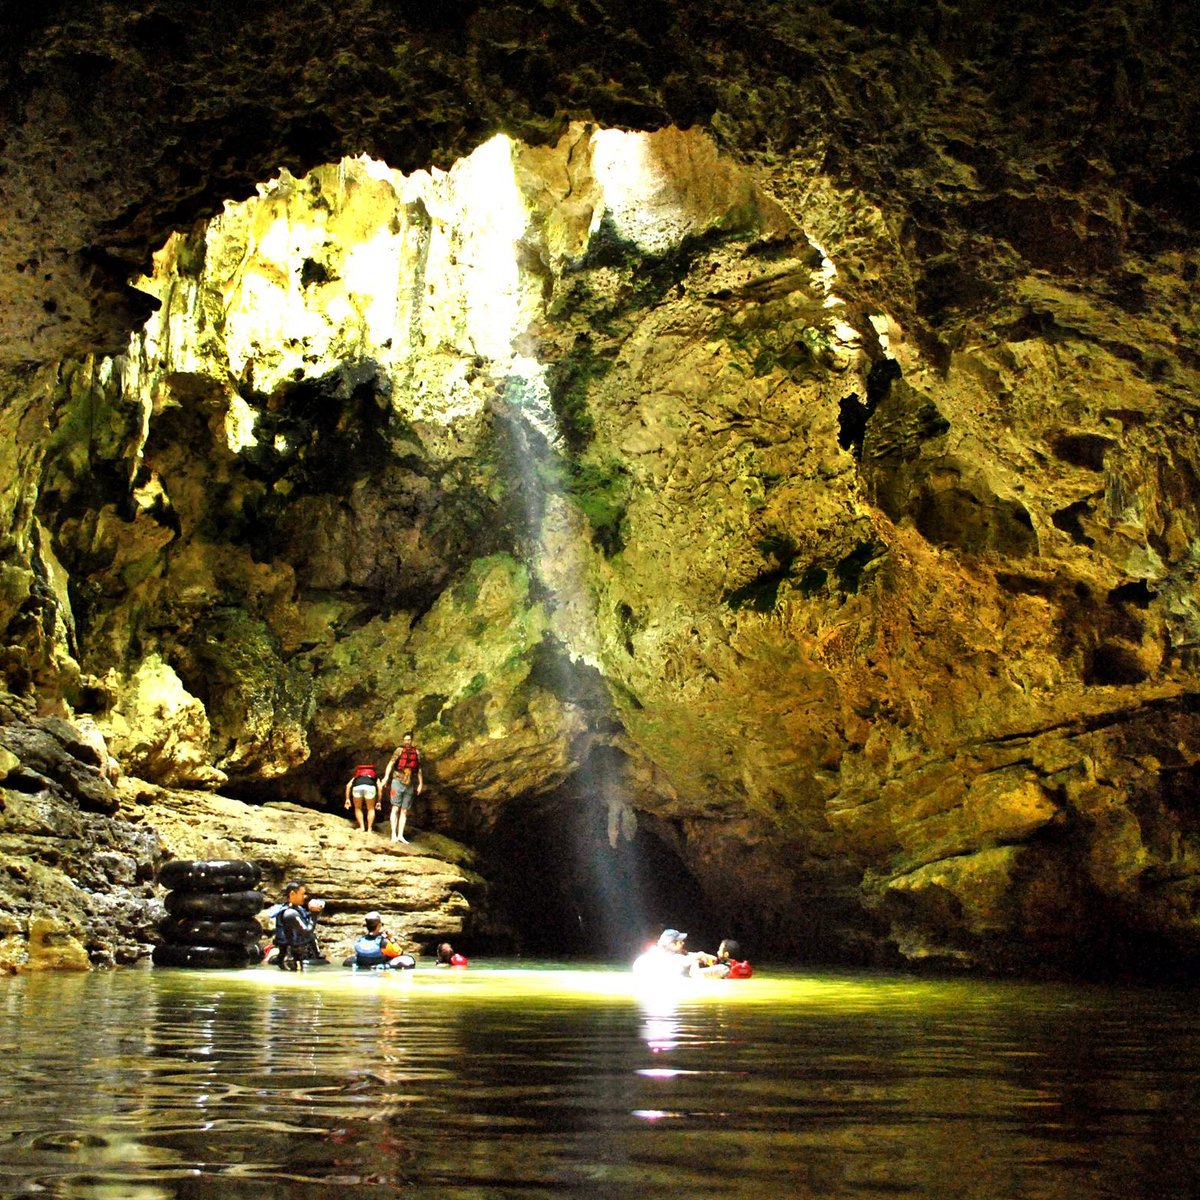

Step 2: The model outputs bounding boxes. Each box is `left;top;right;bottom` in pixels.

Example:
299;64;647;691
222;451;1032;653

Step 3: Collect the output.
382;732;424;844
351;911;415;970
270;880;326;970
344;762;381;835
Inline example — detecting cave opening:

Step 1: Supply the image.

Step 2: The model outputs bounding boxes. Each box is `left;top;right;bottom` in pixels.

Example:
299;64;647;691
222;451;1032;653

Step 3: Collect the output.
20;123;873;970
476;784;718;962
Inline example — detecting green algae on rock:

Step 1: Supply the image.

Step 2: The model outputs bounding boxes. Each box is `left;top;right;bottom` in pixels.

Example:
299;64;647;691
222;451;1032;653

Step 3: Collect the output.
0;7;1199;977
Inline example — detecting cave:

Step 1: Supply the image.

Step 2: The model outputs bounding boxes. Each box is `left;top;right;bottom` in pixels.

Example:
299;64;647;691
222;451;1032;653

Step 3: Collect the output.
6;12;1200;1199
478;780;717;961
2;2;1200;979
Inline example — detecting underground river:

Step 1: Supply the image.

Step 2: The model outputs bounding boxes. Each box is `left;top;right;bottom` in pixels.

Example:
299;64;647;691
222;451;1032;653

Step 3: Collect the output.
1;963;1198;1198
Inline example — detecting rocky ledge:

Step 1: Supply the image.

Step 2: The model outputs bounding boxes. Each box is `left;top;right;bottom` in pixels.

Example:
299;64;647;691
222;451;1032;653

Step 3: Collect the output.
0;694;481;973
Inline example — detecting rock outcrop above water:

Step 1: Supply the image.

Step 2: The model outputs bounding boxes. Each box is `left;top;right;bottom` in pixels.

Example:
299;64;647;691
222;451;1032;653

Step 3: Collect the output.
1;2;1199;975
0;694;481;972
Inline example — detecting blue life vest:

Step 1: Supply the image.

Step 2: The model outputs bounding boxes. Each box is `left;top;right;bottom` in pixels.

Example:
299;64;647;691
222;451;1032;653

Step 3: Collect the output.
354;933;389;967
271;903;315;949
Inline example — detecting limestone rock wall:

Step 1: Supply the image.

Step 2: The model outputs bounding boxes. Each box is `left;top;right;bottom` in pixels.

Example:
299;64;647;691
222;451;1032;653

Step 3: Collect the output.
1;1;1199;974
0;691;482;971
0;692;158;970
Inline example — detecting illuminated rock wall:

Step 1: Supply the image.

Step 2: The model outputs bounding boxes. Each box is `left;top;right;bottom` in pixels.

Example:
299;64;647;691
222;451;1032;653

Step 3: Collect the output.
2;2;1199;973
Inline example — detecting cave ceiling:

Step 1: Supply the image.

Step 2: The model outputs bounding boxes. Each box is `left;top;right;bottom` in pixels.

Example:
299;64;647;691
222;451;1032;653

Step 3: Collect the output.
2;0;1194;368
3;0;1200;972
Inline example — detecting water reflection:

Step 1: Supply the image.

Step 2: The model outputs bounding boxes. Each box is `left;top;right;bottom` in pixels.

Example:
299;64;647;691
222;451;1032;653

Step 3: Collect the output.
1;965;1199;1197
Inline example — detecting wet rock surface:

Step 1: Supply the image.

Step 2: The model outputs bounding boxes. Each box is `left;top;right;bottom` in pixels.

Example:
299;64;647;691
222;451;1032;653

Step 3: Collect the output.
1;2;1199;974
0;694;482;972
0;695;160;970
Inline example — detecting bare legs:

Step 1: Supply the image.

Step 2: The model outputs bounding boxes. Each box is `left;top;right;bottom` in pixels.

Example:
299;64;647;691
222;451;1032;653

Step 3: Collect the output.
352;796;379;833
390;805;408;843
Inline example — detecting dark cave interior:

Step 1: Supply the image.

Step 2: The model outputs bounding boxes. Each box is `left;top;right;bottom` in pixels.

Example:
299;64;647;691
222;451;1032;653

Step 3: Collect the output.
477;784;719;962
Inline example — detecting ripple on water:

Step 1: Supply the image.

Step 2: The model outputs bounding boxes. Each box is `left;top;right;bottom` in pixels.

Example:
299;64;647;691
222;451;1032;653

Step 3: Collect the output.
1;965;1199;1198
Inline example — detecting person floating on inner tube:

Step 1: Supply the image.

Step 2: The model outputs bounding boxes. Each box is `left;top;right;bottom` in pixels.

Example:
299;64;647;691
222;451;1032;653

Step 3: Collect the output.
266;880;327;971
691;938;753;979
435;941;469;967
349;911;416;970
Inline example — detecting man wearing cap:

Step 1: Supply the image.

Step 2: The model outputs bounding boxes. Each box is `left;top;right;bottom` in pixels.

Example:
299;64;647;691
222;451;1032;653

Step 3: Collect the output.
658;929;688;955
634;928;695;977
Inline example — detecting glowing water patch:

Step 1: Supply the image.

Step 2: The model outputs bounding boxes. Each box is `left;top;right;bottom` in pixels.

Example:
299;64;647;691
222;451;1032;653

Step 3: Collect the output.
146;963;810;1008
641;1016;679;1053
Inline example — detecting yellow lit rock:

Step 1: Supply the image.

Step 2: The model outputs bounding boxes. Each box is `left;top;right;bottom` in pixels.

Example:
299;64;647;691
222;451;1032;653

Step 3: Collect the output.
102;656;223;788
3;109;1199;974
23;916;92;972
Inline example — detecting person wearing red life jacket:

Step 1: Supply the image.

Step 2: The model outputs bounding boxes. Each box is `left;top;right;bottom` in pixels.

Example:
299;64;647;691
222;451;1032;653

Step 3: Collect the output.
693;938;752;979
344;762;381;834
382;731;424;844
436;942;469;967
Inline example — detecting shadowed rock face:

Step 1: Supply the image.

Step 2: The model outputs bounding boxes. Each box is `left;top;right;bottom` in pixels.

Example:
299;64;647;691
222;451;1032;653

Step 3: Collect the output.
2;1;1200;975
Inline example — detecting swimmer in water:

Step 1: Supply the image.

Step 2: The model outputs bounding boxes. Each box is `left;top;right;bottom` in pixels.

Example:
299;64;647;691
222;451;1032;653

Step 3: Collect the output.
692;939;752;979
435;942;468;967
351;912;415;969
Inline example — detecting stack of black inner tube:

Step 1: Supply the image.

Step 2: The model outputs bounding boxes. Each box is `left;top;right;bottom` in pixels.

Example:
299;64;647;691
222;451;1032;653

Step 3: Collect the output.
152;859;266;968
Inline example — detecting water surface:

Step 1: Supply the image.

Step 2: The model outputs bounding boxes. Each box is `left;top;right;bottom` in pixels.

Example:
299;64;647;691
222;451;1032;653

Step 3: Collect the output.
1;963;1198;1198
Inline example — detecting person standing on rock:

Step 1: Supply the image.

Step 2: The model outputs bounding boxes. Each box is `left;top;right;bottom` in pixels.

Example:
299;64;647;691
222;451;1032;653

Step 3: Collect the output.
382;731;423;844
344;762;381;835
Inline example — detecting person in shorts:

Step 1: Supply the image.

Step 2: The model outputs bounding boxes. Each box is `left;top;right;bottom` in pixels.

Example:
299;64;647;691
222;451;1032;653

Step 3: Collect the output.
382;732;423;843
344;763;381;835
